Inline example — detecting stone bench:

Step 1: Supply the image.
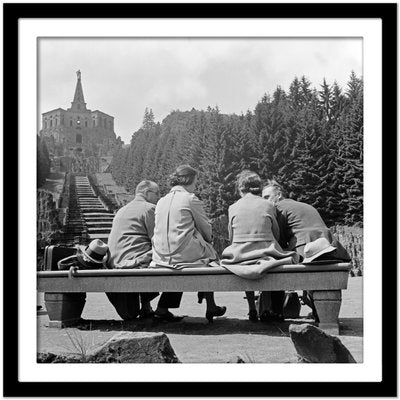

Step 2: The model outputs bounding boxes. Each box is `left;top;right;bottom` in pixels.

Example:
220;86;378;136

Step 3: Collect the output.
37;263;351;334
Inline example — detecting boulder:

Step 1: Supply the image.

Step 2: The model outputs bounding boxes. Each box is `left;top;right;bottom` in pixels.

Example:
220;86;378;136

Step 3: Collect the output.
289;323;356;363
37;352;82;363
88;332;180;363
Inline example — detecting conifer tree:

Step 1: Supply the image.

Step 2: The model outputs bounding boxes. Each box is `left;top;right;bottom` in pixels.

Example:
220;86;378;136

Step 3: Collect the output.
142;107;155;129
338;72;364;225
37;136;51;187
198;107;231;218
251;92;287;181
319;78;333;124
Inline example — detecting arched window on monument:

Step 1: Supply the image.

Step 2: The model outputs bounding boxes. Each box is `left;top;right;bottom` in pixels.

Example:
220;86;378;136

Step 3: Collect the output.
70;120;73;127
76;134;82;144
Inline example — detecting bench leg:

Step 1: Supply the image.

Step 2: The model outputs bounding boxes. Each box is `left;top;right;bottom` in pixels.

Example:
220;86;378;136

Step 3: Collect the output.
44;293;86;328
312;290;342;336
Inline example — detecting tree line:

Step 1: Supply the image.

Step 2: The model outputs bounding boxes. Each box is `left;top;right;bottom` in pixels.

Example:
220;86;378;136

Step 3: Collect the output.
37;135;51;187
110;72;363;226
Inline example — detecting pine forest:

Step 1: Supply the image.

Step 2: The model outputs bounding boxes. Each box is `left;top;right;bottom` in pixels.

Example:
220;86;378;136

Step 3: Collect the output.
110;73;363;227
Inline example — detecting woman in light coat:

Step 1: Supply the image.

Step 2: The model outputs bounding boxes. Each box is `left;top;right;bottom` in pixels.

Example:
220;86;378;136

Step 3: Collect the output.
151;165;226;322
220;170;298;322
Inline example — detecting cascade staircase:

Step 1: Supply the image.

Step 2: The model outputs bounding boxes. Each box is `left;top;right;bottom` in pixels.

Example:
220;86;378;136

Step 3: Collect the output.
61;174;114;245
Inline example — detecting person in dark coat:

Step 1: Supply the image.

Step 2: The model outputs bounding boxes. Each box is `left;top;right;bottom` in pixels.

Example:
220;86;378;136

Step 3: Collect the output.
261;179;350;320
262;180;350;260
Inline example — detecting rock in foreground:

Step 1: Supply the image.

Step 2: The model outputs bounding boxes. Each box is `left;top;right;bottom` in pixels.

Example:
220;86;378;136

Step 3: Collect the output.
289;323;356;363
89;332;180;363
37;352;82;363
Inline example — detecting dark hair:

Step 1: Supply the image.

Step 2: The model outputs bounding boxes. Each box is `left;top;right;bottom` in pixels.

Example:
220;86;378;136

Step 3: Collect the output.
236;170;262;195
168;164;198;187
263;179;286;198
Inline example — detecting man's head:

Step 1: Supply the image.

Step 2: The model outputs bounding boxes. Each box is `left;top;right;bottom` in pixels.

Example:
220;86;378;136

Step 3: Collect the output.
262;180;286;205
135;180;160;204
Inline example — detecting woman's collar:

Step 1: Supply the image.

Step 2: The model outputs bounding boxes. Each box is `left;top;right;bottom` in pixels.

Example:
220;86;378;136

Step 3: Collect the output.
170;185;189;193
243;192;260;198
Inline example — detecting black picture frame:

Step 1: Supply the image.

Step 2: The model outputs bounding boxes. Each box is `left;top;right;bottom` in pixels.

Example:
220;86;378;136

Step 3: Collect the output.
3;2;397;397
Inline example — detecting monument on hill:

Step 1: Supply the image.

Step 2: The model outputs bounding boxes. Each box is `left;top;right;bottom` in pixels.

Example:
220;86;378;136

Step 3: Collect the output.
40;70;120;159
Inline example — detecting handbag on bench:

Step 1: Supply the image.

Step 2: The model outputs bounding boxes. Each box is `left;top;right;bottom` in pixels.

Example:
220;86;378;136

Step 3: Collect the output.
43;245;77;271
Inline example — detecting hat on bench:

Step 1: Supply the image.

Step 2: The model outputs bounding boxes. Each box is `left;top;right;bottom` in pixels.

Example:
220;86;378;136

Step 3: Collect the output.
302;237;336;264
77;239;110;268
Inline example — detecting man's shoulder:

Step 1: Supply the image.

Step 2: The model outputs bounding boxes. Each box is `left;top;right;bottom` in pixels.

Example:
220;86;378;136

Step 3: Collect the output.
277;198;297;209
278;198;318;214
118;199;155;215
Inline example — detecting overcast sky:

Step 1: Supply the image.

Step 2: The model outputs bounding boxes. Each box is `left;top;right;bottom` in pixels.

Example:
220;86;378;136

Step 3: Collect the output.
38;38;362;144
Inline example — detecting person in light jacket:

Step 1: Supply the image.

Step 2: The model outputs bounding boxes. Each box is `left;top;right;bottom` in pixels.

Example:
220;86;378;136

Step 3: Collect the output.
151;165;226;323
107;180;182;322
220;171;298;322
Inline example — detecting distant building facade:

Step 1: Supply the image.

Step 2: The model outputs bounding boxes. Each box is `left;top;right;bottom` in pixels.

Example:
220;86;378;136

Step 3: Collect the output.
40;71;119;157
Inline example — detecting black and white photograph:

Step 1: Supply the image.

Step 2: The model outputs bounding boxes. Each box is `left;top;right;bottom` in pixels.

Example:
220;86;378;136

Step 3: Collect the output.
36;35;364;365
4;2;396;396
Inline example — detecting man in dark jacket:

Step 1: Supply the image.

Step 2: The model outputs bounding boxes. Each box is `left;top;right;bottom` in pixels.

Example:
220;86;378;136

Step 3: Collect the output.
260;180;350;321
262;180;350;260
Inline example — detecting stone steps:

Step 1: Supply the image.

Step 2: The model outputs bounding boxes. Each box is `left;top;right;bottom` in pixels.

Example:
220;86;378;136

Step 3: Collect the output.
60;174;115;245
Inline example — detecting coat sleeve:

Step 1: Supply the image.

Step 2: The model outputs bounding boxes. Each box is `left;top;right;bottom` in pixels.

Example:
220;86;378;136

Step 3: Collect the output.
266;202;280;241
190;194;213;243
144;206;155;238
227;206;234;243
276;207;288;248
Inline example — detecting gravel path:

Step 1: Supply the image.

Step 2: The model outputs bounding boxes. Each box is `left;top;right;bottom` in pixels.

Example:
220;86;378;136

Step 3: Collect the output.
37;277;363;363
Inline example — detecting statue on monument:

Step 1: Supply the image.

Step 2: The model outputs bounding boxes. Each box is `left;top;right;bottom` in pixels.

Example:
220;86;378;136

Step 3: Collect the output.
76;70;81;80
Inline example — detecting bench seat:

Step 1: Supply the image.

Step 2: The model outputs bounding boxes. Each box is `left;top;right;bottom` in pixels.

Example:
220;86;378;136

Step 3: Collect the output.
37;263;351;334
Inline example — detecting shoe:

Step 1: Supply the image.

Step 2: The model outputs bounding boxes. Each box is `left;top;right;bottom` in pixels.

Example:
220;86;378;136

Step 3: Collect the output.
248;309;258;322
138;309;155;320
197;292;205;304
153;311;185;323
205;306;227;323
259;311;284;323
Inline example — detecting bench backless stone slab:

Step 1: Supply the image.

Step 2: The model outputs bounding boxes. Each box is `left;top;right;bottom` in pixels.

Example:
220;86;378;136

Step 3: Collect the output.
38;263;351;334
